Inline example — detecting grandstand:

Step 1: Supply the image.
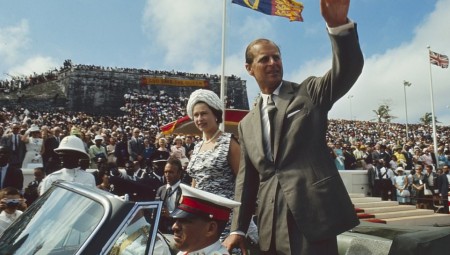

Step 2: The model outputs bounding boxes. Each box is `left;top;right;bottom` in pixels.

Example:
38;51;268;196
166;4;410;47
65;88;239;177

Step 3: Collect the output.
0;61;249;115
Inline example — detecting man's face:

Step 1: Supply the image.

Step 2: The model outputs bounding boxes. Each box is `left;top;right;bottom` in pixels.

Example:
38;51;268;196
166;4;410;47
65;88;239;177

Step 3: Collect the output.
172;217;212;252
443;166;449;174
164;163;181;185
185;137;192;144
11;125;20;134
245;41;283;93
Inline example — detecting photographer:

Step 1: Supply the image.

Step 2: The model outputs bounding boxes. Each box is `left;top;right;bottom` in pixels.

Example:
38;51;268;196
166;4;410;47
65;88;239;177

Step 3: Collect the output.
0;187;27;234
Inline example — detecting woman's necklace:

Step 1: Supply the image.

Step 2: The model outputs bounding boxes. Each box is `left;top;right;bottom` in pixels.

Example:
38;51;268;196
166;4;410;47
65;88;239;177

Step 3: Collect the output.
203;129;221;144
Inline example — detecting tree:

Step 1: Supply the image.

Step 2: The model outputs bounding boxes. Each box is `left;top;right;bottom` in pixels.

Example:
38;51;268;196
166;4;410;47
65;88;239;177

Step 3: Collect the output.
372;102;396;123
419;112;440;125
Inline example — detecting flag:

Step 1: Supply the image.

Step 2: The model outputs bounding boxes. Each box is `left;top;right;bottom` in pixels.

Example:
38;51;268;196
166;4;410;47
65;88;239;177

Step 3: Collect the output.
232;0;304;22
429;50;449;68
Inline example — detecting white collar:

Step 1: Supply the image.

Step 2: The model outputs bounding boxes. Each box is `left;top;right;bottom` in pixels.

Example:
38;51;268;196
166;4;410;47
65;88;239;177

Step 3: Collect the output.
166;180;181;190
260;82;283;101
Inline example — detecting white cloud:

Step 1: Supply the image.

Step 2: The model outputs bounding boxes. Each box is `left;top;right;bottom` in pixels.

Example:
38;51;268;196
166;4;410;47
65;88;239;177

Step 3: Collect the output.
0;19;30;65
8;56;58;77
142;0;222;68
287;0;450;125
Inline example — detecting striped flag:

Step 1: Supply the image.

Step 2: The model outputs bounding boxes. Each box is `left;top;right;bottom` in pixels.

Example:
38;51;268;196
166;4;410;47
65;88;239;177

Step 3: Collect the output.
232;0;304;22
429;50;449;68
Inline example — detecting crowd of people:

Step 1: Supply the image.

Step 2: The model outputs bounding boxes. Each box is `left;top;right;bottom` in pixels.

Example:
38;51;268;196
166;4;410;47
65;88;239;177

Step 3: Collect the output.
0;59;243;96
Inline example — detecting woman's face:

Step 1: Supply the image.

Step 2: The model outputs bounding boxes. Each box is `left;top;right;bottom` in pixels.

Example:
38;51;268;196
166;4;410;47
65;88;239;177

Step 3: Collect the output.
159;139;166;147
192;103;217;133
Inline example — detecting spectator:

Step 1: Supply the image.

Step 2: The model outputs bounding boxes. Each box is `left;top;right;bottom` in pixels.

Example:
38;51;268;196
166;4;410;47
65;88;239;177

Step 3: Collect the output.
128;128;144;163
1;123;25;168
88;135;107;169
21;124;44;169
170;136;188;166
156;157;183;234
393;167;410;204
42;126;62;174
23;167;46;206
0;146;24;191
412;165;426;209
0;187;26;235
436;165;449;214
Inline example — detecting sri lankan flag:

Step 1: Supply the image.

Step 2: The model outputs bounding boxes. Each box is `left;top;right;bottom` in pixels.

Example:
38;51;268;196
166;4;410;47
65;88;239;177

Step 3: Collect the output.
232;0;304;22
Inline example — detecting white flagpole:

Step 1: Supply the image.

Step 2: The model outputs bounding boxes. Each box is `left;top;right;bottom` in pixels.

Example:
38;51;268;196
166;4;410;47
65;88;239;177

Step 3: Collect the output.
219;0;227;132
427;46;439;163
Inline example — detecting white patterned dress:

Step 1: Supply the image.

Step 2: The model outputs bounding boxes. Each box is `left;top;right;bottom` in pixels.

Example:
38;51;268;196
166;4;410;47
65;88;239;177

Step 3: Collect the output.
186;132;235;239
22;137;43;169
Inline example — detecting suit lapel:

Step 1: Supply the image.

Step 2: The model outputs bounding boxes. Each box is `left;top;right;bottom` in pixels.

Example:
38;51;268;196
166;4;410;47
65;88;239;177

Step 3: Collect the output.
273;81;295;160
247;97;265;159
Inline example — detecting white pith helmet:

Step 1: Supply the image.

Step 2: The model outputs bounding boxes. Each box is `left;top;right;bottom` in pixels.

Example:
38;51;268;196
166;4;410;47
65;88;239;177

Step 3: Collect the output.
54;135;89;159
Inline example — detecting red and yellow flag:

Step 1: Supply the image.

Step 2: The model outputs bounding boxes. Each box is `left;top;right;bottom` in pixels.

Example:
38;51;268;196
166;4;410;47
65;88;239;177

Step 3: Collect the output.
232;0;304;22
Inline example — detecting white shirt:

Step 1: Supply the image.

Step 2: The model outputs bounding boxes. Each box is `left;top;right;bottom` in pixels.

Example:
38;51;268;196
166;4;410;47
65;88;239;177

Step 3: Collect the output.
260;84;281;160
165;181;180;213
177;240;229;255
39;167;96;195
0;210;23;234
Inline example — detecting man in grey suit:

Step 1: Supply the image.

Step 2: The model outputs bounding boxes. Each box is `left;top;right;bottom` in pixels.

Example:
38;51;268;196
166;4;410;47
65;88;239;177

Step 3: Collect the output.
128;128;144;163
0;123;25;168
224;0;364;254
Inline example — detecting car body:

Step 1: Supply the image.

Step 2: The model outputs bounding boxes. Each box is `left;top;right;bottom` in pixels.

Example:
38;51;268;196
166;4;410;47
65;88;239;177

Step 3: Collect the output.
0;181;172;255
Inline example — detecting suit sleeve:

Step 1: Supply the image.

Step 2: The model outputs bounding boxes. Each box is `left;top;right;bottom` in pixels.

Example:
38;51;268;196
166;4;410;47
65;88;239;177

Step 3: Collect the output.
231;123;259;233
307;25;364;110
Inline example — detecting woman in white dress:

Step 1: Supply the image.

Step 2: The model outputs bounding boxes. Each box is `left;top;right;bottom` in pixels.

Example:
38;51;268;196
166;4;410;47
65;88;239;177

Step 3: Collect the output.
21;124;43;169
394;167;410;204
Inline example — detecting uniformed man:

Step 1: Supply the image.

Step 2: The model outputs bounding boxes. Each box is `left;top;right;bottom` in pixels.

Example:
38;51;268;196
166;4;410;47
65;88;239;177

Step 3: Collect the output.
171;184;240;255
39;135;96;195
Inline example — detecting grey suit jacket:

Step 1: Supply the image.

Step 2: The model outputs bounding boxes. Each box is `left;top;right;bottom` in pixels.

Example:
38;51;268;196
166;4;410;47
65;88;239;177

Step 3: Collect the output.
1;134;25;166
128;137;144;161
232;28;364;246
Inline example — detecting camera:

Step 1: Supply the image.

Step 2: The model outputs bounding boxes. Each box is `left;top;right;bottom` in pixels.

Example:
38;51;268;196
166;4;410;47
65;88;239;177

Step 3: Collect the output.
5;199;20;207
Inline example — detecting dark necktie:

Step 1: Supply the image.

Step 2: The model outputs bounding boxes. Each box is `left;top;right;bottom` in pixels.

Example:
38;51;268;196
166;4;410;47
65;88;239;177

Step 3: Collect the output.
14;135;18;151
0;168;3;189
165;187;172;202
266;95;277;156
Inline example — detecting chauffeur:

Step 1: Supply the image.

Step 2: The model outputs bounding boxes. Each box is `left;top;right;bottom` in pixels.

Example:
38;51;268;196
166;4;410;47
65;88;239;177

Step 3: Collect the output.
171;184;240;255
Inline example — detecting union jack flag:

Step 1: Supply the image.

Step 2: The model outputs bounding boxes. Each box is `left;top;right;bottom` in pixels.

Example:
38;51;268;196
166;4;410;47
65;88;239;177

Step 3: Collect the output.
429;50;449;68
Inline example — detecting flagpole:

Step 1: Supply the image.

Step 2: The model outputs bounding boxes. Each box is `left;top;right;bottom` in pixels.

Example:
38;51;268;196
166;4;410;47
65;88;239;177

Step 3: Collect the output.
427;46;439;163
219;0;227;132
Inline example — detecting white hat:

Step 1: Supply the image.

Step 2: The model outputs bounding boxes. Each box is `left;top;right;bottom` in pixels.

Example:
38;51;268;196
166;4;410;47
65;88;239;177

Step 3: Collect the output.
395;167;405;175
54;135;89;159
171;184;240;221
94;135;103;141
27;124;40;133
186;89;224;119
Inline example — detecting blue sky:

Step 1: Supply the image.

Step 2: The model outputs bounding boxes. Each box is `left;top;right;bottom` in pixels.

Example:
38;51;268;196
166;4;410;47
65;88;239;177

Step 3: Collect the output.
1;0;449;125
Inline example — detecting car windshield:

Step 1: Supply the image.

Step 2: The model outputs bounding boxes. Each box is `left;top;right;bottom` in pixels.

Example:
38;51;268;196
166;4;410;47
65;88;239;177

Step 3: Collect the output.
0;186;104;254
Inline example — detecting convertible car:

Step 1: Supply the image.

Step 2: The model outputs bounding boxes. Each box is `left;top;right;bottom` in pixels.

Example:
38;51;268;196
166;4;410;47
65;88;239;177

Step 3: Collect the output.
0;181;174;255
